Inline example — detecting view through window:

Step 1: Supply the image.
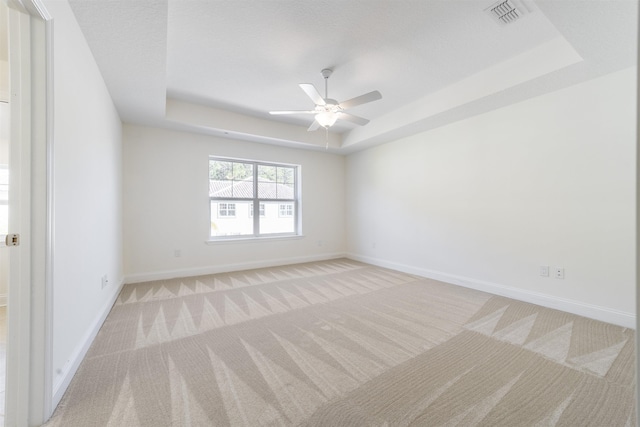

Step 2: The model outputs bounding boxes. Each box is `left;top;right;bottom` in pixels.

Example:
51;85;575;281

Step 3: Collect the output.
209;158;299;238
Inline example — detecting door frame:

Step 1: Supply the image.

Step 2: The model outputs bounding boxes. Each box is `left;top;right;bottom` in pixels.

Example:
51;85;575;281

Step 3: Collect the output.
5;0;52;425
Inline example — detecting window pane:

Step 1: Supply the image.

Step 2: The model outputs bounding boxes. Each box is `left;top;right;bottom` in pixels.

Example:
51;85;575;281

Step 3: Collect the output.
278;182;294;199
231;180;253;198
211;201;253;236
277;167;294;184
258;164;295;200
233;162;253;180
276;167;294;199
210;180;232;198
209;160;232;180
258;165;275;198
258;165;276;182
260;202;295;234
258;181;276;199
209;160;254;198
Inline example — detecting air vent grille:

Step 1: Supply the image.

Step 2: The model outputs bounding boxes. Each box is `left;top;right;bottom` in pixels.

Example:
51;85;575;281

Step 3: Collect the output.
485;0;530;25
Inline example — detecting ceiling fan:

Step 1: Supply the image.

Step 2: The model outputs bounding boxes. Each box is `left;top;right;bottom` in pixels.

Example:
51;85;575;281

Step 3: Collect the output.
269;68;382;131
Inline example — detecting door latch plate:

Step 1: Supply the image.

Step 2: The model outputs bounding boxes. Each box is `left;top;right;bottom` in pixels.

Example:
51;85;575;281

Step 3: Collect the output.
5;234;19;246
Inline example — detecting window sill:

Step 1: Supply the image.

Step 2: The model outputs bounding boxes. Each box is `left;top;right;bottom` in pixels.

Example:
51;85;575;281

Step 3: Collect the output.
205;234;305;245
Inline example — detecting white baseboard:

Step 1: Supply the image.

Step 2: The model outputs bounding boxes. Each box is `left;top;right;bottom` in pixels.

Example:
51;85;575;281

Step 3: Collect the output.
347;253;635;329
52;277;126;408
0;294;6;307
124;252;348;284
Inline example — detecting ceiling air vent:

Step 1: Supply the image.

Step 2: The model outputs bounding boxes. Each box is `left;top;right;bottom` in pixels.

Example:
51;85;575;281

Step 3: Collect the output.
485;0;531;25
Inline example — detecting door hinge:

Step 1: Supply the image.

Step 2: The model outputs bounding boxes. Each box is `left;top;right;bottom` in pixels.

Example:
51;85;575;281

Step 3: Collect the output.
5;234;20;246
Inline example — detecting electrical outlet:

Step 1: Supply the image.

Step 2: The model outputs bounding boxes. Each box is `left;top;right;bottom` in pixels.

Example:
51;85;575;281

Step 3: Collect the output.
554;267;564;279
540;266;549;277
101;274;109;289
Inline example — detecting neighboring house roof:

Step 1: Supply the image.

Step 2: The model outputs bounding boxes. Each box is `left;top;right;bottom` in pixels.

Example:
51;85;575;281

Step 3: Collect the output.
209;179;294;199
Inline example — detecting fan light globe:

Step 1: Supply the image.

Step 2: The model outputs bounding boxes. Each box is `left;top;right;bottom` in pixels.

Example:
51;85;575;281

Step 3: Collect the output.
315;112;338;128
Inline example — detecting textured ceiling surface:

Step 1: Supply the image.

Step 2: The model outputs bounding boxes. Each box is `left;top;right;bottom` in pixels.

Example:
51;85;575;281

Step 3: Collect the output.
67;0;638;152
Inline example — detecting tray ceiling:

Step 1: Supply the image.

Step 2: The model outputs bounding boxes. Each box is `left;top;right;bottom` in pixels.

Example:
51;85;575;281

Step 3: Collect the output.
68;0;638;152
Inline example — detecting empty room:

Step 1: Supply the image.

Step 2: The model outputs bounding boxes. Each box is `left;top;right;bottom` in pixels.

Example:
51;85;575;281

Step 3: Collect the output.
1;0;637;426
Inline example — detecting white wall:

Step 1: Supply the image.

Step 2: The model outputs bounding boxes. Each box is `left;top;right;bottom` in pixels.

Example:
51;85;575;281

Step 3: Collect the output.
45;0;123;403
346;67;636;327
123;125;345;281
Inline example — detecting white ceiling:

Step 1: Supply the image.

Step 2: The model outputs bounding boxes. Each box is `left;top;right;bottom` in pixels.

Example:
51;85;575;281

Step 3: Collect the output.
67;0;637;153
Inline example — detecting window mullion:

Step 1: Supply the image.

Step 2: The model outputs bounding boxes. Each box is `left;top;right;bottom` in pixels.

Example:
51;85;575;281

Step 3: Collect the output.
253;164;259;236
294;167;299;232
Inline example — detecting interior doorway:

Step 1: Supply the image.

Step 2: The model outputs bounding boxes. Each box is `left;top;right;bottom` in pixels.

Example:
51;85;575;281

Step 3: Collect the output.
1;0;52;424
0;2;10;425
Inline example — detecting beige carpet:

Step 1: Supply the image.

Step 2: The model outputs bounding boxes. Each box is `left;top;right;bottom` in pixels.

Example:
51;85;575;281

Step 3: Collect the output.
45;259;636;426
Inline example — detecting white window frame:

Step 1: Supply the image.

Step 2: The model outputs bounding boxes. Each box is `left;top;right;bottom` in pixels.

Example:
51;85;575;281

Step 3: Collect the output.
209;157;301;240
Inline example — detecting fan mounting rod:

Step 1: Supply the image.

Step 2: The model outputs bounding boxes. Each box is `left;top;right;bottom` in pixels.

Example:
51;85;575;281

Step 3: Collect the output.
321;68;333;99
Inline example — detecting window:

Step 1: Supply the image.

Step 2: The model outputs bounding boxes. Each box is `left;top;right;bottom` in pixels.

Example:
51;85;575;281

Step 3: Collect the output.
218;203;236;217
279;203;293;217
209;158;300;238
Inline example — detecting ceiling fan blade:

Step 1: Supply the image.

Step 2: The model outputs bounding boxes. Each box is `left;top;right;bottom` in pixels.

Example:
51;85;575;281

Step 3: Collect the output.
307;120;320;132
339;112;370;126
269;110;317;115
339;90;382;109
299;83;326;106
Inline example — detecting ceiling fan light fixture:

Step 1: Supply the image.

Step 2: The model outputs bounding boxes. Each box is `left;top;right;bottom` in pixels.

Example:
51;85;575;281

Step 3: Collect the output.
270;68;382;132
315;111;338;128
